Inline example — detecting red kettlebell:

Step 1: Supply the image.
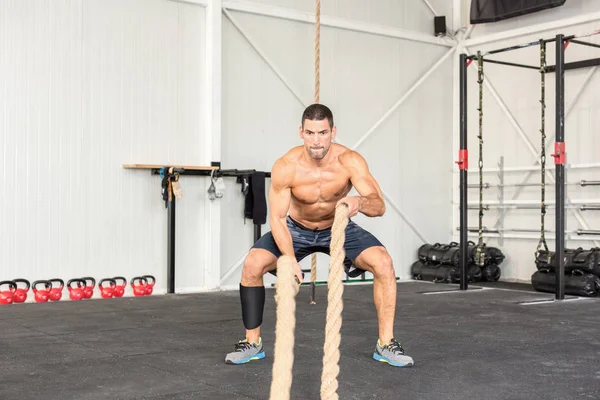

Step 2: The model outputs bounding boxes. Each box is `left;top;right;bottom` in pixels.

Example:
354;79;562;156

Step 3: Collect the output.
12;279;31;303
99;278;117;299
67;279;85;301
81;277;96;299
112;277;127;298
142;275;156;295
32;280;52;303
130;276;148;297
48;279;65;301
0;281;17;305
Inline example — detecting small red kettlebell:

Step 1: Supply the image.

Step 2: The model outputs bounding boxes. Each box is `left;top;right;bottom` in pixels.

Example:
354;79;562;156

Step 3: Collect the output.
32;280;52;303
112;277;127;298
0;281;17;305
130;276;148;297
48;279;65;302
142;275;156;295
99;278;117;299
12;279;31;303
67;279;85;301
81;277;96;299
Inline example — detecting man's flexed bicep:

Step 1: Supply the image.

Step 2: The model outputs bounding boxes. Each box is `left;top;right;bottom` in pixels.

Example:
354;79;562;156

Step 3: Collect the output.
268;158;296;258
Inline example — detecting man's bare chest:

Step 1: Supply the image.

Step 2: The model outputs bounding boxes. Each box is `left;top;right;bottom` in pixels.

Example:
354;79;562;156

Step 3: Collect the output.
291;167;352;204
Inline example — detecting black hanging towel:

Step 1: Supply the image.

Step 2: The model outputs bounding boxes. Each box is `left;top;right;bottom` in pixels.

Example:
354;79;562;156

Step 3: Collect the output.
251;171;267;225
244;175;254;221
470;0;566;24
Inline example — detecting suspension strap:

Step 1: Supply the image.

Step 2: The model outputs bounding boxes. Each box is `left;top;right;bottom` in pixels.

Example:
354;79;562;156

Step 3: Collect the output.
476;52;485;266
537;40;549;256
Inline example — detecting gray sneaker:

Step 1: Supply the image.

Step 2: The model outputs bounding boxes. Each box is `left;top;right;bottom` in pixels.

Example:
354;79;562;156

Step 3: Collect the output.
373;338;414;367
225;338;265;365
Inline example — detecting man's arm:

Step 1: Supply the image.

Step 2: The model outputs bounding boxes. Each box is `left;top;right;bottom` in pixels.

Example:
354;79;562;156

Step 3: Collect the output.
339;151;385;217
269;157;296;258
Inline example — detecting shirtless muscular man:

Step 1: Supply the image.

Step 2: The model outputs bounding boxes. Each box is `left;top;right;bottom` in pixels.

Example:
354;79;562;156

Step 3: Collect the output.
225;104;413;368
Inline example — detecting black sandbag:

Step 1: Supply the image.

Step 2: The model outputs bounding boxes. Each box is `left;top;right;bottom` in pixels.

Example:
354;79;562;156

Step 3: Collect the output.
469;243;505;266
418;241;505;268
485;246;506;264
571;249;600;276
410;260;424;278
531;270;600;297
468;264;483;282
535;247;579;270
412;260;483;284
411;261;460;283
417;243;434;262
418;243;458;264
536;247;600;275
482;264;501;282
441;241;478;266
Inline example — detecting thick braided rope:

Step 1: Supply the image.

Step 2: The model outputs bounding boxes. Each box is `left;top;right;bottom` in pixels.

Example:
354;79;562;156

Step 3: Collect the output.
310;0;321;299
314;0;320;103
320;204;349;400
269;255;299;400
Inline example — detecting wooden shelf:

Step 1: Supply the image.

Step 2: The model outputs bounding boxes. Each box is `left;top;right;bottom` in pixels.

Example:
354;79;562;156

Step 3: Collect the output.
122;164;219;171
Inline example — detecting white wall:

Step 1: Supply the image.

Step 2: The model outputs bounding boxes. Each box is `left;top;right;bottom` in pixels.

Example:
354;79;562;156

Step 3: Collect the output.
1;0;458;295
220;0;455;288
454;0;600;282
0;0;209;295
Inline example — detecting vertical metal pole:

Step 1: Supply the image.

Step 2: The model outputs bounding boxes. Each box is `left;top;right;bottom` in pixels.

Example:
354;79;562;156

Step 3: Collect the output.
555;34;566;300
167;196;176;294
497;156;504;246
459;53;469;291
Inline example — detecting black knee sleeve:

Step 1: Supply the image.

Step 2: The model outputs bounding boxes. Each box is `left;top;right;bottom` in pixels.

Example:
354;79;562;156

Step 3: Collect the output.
240;284;265;330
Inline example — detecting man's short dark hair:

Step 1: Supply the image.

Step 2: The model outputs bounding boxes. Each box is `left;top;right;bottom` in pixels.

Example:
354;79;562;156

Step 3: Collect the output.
302;104;334;129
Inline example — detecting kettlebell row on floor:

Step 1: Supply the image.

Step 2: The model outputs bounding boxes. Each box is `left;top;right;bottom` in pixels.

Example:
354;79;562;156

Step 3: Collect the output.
0;275;156;304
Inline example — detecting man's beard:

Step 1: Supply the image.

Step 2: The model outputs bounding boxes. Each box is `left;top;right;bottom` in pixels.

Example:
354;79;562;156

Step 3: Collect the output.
308;146;328;160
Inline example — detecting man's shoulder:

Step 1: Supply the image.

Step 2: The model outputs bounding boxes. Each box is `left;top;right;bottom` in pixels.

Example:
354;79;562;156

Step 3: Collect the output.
271;148;301;185
337;146;366;167
275;146;302;167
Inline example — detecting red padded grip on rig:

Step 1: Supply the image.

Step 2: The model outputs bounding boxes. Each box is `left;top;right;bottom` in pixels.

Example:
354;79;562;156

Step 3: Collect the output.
552;142;566;165
456;149;468;170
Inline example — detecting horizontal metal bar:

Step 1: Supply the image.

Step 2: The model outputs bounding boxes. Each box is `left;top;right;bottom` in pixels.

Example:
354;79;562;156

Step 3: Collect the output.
458;162;600;173
565;29;600;41
463;232;599;242
468;180;600;189
546;57;600;73
465;39;545;59
466;198;600;206
483;58;540;70
581;180;600;187
467;204;599;211
150;168;271;178
462;227;600;237
576;229;600;236
569;39;600;49
581;205;600;211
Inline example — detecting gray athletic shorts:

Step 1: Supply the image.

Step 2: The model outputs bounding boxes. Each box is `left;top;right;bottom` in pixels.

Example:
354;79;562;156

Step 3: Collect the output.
252;216;384;278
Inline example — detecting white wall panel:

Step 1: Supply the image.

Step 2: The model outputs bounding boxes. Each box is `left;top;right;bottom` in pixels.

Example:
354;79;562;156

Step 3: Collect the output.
221;3;454;287
245;0;452;34
0;0;208;296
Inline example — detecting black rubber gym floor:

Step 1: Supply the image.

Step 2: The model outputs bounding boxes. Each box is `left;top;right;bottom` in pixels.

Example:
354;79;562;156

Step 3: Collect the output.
2;281;600;400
